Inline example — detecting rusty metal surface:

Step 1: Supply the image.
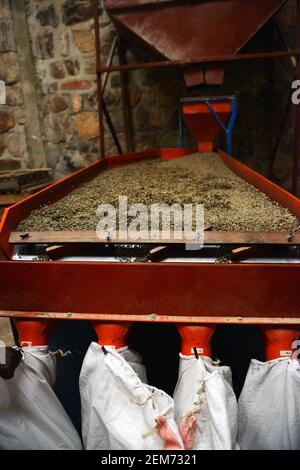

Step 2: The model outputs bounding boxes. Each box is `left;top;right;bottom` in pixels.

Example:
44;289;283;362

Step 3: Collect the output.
105;0;286;85
105;0;175;8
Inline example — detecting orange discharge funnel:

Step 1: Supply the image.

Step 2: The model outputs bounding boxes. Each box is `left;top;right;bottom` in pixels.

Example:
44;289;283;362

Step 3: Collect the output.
261;327;300;361
182;98;233;153
177;325;216;358
14;319;57;347
93;322;131;349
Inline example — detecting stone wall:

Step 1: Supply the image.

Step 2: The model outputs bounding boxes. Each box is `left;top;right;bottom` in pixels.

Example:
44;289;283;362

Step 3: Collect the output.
0;0;30;170
0;318;14;347
26;0;101;176
0;0;298;191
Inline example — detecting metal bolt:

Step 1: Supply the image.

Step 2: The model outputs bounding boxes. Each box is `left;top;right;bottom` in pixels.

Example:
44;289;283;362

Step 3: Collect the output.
20;233;30;240
149;313;159;321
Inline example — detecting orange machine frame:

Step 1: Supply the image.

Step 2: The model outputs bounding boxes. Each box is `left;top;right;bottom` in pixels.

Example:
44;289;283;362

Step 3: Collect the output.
0;148;300;325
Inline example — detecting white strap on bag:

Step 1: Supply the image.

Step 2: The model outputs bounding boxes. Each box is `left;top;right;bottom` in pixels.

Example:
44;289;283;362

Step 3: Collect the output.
174;355;239;450
238;358;300;450
0;346;82;450
79;342;184;450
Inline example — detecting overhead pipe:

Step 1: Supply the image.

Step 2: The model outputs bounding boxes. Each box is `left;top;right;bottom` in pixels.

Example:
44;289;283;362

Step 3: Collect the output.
261;327;300;361
177;325;216;358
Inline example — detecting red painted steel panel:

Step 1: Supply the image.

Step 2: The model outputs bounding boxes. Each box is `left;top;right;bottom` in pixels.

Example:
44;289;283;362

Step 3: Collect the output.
218;150;300;218
0;261;299;318
105;0;286;85
160;147;197;160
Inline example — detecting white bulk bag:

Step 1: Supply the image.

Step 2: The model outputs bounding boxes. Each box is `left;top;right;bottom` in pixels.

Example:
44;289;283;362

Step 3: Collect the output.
173;355;239;450
79;342;184;450
119;346;148;384
0;346;82;450
238;358;300;450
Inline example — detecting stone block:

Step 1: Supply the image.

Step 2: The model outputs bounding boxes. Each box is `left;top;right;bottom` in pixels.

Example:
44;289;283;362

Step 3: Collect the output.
35;31;54;59
74;112;99;140
7;132;26;157
50;62;66;79
46;94;69;113
72;29;95;54
0;19;16;52
0;111;14;133
0;52;20;84
63;0;94;26
65;59;80;76
62;80;93;90
36;5;59;28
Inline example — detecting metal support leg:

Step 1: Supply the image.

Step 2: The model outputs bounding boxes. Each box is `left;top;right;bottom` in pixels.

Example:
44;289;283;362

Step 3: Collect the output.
179;105;185;148
118;37;135;153
226;97;238;156
94;0;105;159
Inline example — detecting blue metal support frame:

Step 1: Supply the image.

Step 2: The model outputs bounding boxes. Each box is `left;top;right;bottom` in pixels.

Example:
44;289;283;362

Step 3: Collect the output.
179;96;238;155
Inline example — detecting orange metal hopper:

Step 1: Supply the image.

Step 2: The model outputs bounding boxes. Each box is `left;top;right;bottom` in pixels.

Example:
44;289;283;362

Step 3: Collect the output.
183;100;232;153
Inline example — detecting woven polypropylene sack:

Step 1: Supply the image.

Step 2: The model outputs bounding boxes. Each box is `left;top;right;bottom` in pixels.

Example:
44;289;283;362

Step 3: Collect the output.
173;355;239;450
79;343;184;450
0;346;82;450
238;358;300;450
119;346;148;383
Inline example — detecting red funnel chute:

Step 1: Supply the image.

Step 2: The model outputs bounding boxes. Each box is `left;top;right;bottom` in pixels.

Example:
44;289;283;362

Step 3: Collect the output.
183;100;232;152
